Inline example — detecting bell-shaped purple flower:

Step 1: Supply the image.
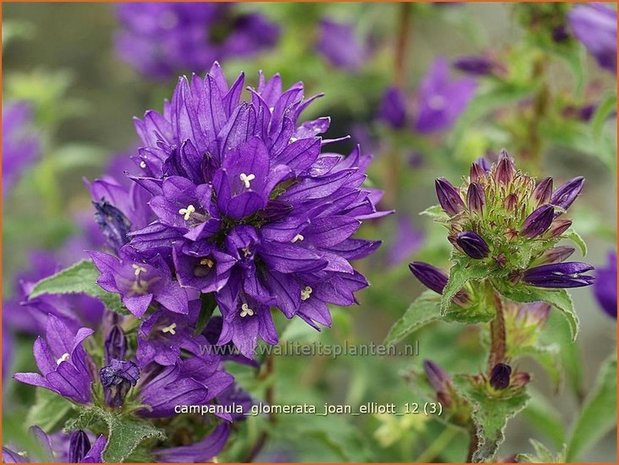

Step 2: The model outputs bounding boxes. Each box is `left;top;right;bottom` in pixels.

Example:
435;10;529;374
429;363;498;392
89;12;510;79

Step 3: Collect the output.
551;176;585;212
378;87;407;129
594;251;617;319
14;315;95;404
568;4;616;74
68;431;91;463
532;177;553;205
466;183;485;212
523;262;595;288
456;231;489;259
415;58;477;133
490;363;512;390
520;204;555;238
100;359;140;408
435;177;465;216
316;19;368;71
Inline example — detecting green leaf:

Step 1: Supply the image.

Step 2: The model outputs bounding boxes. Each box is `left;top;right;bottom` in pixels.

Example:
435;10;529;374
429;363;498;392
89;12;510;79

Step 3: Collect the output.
26;388;74;432
516;439;566;463
29;260;129;316
441;260;490;315
67;406;165;463
419;204;450;222
566;354;617;461
493;283;579;341
562;229;587;257
591;92;617;142
384;290;441;346
455;376;530;462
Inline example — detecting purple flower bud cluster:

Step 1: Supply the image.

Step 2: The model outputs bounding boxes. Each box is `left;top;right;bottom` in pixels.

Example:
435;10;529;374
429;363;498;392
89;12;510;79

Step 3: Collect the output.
88;63;385;358
115;3;280;79
378;58;477;133
411;149;593;297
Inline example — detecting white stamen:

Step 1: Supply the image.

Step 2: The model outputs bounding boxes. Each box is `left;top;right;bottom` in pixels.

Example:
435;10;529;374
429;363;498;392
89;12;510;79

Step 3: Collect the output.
139;161;147;169
291;233;305;243
241;247;252;258
239;173;256;189
301;286;313;301
56;353;70;365
161;323;177;335
178;204;196;221
200;258;214;268
132;264;147;276
240;303;255;318
17;451;28;457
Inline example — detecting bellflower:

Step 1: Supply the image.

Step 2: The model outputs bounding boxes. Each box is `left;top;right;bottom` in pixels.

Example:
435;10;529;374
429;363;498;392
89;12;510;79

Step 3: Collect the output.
95;63;384;357
415;58;477;133
594;251;617;319
568;4;617;74
115;3;279;79
154;424;230;463
14;315;95;404
316;19;368;71
378;87;407;129
2;101;40;194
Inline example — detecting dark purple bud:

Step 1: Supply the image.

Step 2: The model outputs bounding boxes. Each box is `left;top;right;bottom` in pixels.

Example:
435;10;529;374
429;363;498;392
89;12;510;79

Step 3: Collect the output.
552;24;570;42
523;262;595;288
551;176;585;211
532;177;553;205
537;246;575;265
435;178;465;216
68;430;91;463
104;325;127;364
378;87;407;129
548;218;572;237
456;231;490;259
470;157;491;182
494;149;515;184
490;363;512;390
467;183;485;212
93;200;132;252
520;205;555;238
100;359;140;408
423;360;451;393
409;262;470;305
452;55;496;76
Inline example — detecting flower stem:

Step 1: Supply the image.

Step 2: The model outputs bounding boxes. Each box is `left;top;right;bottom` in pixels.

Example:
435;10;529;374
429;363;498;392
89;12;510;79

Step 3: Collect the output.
487;291;507;373
522;55;549;174
394;2;413;87
416;425;458;462
466;424;480;462
244;354;276;462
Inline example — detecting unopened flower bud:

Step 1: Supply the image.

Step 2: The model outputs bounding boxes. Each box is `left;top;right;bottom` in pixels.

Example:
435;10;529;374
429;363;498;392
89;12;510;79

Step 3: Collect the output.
490;363;512;390
100;359;140;408
467;183;485;212
456;231;490;259
532;177;553;205
537;246;575;265
548;218;572;237
68;430;91;463
435;178;465;216
452;55;497;76
510;371;531;389
409;262;469;305
551;176;585;212
503;193;518;212
93;200;132;252
523;262;595;288
104;325;127;364
520;205;554;238
494;149;515;184
423;360;451;393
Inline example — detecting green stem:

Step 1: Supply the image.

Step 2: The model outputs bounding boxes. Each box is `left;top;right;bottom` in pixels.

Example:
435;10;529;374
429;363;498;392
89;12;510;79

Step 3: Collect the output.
394;2;413;87
415;426;459;462
244;354;276;462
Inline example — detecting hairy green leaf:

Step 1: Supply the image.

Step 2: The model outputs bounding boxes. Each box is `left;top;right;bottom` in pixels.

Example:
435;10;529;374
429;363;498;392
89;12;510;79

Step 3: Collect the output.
29;260;128;316
384;290;441;346
516;439;566;463
26;388;74;432
566;354;617;461
441;260;490;315
67;406;165;463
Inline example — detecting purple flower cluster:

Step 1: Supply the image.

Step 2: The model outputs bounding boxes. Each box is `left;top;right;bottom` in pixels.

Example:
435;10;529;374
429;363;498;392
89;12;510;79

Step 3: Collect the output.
2;101;40;194
568;3;617;74
89;63;385;358
378;58;477;133
411;151;594;302
115;3;279;79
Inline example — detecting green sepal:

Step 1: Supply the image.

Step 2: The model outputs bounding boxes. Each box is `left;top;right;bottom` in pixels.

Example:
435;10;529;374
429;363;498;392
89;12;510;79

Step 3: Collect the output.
440;259;491;315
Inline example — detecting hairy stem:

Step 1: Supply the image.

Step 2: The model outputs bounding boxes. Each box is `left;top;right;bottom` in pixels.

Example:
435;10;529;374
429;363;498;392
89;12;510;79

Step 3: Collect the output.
487;291;507;373
394;2;413;87
466;424;480;462
244;354;276;462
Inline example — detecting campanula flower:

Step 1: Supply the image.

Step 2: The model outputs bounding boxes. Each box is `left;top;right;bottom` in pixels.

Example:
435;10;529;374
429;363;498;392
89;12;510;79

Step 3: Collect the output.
593;251;617;318
569;4;617;73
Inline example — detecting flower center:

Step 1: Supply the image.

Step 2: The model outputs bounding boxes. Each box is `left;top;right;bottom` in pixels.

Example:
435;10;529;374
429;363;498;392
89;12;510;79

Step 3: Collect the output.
301;286;313;301
240;303;255;318
161;323;177;335
56;352;70;365
200;258;214;268
239;173;256;189
178;204;196;221
132;264;147;276
291;233;305;243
